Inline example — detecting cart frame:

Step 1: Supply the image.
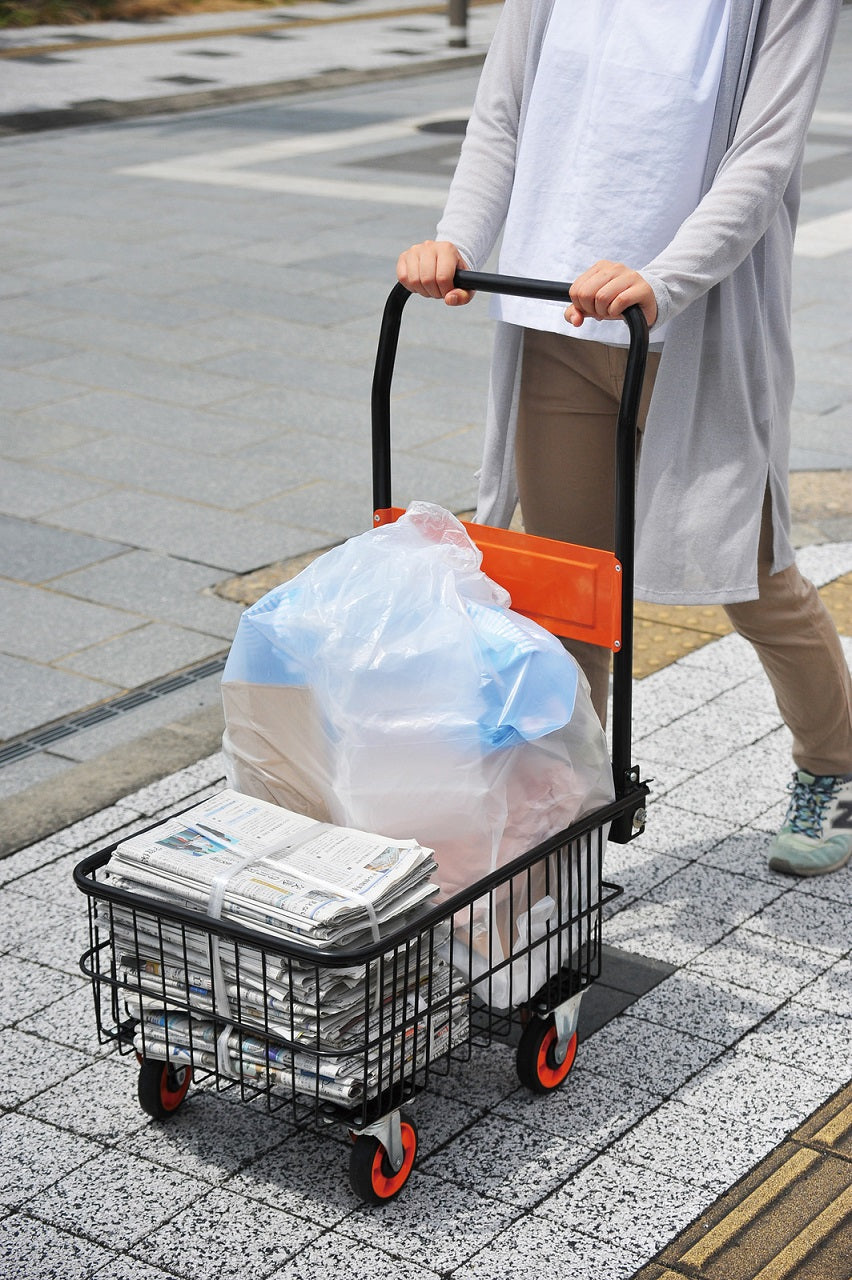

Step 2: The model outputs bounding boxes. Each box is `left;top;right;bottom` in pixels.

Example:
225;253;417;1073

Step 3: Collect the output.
74;271;650;1204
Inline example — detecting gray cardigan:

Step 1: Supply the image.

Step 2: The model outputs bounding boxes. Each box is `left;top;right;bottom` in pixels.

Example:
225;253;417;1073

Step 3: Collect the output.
436;0;840;604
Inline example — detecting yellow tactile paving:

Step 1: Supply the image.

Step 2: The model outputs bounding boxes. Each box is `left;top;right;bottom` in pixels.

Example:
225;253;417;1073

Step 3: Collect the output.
811;1108;852;1152
797;1090;852;1158
633;571;850;675
789;469;852;525
216;547;330;606
634;601;732;637
632;616;723;678
678;1148;821;1270
632;566;851;675
632;1085;852;1280
819;571;852;637
750;1186;852;1280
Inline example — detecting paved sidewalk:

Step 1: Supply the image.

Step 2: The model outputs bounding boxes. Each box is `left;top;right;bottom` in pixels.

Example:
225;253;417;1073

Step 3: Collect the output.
0;9;850;1276
1;55;501;848
1;610;851;1280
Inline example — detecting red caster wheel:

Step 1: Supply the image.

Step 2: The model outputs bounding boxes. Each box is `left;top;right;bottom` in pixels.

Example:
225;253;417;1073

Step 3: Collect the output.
349;1112;418;1204
137;1058;192;1119
516;1015;577;1094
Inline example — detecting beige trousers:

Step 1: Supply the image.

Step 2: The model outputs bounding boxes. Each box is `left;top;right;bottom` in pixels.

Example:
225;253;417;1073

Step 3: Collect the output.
516;328;852;775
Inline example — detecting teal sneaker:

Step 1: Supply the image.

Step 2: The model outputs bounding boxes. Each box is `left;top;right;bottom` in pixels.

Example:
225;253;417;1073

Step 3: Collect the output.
768;770;852;876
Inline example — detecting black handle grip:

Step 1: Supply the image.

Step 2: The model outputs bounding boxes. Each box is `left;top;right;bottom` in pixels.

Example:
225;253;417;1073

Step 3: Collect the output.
453;268;649;351
455;268;574;303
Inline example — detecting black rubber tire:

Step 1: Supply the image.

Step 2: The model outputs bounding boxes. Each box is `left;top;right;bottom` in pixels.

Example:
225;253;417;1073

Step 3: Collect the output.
516;1015;577;1094
137;1058;192;1120
348;1112;418;1204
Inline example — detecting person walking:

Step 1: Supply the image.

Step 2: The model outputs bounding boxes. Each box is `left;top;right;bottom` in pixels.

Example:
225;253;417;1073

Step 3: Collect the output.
397;0;852;876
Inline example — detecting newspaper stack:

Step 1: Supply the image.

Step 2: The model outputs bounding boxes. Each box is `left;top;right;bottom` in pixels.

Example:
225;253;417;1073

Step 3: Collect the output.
101;789;467;1105
124;957;465;1106
105;788;440;946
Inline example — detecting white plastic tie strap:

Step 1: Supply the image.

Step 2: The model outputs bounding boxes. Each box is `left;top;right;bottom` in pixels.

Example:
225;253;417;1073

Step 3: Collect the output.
263;837;383;946
216;1024;234;1082
204;848;259;1078
260;839;385;1016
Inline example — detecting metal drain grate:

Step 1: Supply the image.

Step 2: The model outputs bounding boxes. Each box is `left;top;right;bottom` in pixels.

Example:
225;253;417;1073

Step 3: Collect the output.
1;653;227;768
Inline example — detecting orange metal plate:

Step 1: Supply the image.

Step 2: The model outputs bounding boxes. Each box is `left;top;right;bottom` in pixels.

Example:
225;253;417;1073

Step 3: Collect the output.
374;509;622;651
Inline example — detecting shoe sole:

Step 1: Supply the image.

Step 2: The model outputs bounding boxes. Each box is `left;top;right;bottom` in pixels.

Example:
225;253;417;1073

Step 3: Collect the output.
768;850;852;877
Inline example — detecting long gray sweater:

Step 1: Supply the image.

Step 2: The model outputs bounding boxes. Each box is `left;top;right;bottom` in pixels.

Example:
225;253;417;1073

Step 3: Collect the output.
436;0;840;604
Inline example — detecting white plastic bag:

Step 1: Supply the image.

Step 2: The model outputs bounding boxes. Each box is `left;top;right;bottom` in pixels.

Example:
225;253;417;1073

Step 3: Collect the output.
222;503;614;1007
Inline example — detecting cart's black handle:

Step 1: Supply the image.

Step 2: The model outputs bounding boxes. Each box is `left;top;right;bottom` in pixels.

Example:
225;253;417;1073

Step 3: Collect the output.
371;269;649;818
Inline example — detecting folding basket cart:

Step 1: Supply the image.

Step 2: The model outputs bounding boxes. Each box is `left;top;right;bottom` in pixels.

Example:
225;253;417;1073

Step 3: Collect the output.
74;270;650;1205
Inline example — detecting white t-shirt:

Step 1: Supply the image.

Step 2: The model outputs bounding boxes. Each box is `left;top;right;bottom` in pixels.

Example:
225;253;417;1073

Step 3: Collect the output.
495;0;732;344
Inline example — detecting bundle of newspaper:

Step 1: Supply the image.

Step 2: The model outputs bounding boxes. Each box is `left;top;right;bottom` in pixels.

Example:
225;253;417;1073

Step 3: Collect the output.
125;958;468;1107
101;789;467;1104
104;788;440;948
112;910;452;1044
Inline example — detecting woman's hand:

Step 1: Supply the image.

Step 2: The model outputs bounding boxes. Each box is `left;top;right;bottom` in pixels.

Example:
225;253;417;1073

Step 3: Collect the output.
396;240;474;306
565;260;657;329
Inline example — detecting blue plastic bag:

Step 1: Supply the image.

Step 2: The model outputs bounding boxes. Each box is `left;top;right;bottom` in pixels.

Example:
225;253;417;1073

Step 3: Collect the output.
223;503;613;1006
224;502;578;749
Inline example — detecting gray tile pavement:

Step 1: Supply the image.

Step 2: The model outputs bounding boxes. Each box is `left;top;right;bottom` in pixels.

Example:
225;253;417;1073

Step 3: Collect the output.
51;550;244;637
0;60;508;835
0;653;109;743
0;581;140;665
0;627;849;1279
58;620;226;687
1;516;124;583
0;12;849;1273
0;457;112;518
